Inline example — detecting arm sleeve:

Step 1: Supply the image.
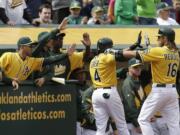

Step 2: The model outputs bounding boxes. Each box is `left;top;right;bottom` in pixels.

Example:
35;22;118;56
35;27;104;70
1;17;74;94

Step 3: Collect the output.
43;53;68;67
69;52;84;71
115;50;128;62
32;29;59;57
121;84;140;127
0;8;9;23
138;47;163;63
23;8;33;24
83;46;91;62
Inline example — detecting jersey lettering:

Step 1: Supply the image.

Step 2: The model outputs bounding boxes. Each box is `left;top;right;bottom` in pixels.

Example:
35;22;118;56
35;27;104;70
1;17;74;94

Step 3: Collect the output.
167;63;178;77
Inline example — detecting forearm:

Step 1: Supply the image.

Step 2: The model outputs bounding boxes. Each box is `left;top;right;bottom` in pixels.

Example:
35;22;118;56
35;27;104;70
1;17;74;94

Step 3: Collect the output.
83;46;91;62
0;8;9;23
42;53;68;66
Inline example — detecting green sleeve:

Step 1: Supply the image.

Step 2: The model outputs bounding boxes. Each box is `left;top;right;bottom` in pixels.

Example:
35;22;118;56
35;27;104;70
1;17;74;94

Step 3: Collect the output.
121;83;139;127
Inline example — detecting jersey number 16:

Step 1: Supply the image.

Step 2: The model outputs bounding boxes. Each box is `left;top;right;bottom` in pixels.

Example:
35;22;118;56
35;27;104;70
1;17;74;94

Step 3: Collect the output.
167;63;178;77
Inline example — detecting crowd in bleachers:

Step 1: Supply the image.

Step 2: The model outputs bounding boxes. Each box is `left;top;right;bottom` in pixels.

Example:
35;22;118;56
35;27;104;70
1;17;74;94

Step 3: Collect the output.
0;0;180;26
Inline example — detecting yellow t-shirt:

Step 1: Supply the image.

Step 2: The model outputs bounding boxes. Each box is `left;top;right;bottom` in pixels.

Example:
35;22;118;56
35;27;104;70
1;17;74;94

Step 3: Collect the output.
0;52;43;81
139;46;179;84
90;53;117;88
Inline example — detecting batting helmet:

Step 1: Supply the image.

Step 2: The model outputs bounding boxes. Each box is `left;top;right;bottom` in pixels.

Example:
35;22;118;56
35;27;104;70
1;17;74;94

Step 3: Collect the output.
158;27;175;42
97;37;113;53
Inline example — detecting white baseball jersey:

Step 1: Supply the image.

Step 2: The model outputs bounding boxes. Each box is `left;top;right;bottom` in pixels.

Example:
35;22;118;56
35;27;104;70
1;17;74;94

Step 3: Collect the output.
0;0;27;24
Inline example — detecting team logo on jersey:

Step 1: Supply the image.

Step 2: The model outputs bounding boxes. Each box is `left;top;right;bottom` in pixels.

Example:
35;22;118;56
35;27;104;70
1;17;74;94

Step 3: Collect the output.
54;64;66;76
23;66;30;76
10;0;23;8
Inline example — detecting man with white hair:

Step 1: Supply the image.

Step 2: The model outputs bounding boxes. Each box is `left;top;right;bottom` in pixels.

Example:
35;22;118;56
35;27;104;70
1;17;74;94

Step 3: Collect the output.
156;2;179;25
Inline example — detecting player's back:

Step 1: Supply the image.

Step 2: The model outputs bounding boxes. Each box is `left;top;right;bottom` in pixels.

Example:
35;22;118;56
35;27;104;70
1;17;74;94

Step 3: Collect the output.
141;46;179;84
89;53;117;88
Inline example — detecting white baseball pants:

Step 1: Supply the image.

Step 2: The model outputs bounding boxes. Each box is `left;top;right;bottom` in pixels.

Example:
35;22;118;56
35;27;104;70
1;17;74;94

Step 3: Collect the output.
92;87;130;135
138;85;180;135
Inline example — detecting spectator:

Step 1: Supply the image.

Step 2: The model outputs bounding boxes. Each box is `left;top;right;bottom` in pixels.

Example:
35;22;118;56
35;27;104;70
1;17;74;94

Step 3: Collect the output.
26;0;49;19
51;0;71;24
114;0;138;25
107;0;115;24
87;6;111;25
136;0;160;25
67;1;88;24
0;0;39;26
80;0;94;19
156;2;179;25
173;0;180;24
34;4;52;25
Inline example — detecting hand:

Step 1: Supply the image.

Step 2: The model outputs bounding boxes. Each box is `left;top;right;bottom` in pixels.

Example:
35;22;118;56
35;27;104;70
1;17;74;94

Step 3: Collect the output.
81;33;91;46
144;33;150;47
150;117;156;122
34;77;45;87
67;43;76;56
31;19;40;27
12;78;20;90
7;20;15;26
58;17;69;30
113;130;118;135
135;127;142;133
81;16;88;24
129;31;143;50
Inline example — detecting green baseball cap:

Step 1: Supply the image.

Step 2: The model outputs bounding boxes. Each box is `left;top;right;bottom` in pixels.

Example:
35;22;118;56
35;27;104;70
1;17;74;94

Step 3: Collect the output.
17;37;37;47
157;2;172;11
70;1;81;9
128;58;142;67
92;6;103;13
38;31;66;41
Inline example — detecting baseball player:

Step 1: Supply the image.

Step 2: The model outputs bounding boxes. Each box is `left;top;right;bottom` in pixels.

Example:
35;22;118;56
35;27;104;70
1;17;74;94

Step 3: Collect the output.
120;58;145;135
106;27;180;135
0;36;75;90
89;37;131;135
49;32;91;80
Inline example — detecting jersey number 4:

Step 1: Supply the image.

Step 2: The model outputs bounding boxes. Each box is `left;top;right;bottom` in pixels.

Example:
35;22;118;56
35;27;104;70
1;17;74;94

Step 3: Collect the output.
94;69;101;82
167;63;178;77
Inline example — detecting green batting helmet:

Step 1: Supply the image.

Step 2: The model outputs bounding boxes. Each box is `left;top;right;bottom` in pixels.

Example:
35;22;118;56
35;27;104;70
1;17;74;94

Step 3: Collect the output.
97;37;113;53
157;27;175;42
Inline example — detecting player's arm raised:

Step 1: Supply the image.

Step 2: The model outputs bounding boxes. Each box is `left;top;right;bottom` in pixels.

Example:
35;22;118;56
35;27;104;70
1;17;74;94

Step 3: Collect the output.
81;32;91;62
42;44;76;66
32;18;69;57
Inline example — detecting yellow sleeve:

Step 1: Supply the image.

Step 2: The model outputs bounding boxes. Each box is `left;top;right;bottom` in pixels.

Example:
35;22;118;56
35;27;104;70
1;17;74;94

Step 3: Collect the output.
31;58;44;71
138;47;163;62
69;52;84;71
104;53;115;64
0;52;12;70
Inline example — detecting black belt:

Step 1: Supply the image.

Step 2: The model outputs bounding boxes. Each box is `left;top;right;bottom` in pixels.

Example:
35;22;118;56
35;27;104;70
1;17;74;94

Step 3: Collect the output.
154;115;162;118
103;87;111;89
156;84;176;87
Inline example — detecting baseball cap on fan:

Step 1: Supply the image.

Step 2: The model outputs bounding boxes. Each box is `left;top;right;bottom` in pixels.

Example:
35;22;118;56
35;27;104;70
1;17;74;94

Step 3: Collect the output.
17;37;37;47
157;2;172;12
70;1;81;9
128;58;142;67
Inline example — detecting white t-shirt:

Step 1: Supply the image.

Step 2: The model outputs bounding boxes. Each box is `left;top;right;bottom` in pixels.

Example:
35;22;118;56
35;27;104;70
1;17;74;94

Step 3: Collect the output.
0;0;27;24
157;17;179;26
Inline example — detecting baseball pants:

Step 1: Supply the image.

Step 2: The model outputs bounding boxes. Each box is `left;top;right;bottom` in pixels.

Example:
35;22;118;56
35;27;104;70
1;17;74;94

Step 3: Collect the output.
92;87;130;135
82;129;96;135
138;84;180;135
127;123;142;135
151;117;169;135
